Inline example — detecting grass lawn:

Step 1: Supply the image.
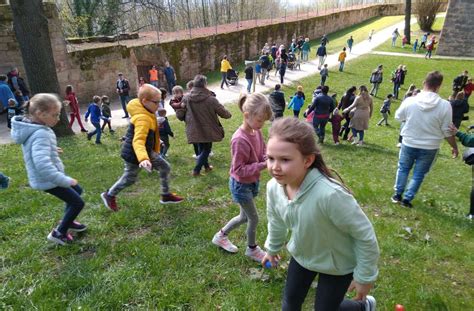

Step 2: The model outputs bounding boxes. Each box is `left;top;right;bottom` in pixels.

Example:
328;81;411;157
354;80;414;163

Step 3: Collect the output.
375;16;445;55
1;53;473;309
205;15;404;86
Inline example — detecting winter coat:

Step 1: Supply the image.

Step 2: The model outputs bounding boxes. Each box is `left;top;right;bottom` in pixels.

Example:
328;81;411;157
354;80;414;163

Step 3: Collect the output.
451;99;469;122
177;87;231;144
0;81;15;109
346;94;373;131
120;98;160;164
288;95;305;112
11;116;73;190
268;91;286;116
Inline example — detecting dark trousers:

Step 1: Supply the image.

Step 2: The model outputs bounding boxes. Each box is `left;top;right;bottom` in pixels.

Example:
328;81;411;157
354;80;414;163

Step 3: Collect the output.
45;184;85;235
340;116;351;140
293;110;300;118
282;257;366;311
194;142;212;173
120;95;129;117
220;72;229;88
101;119;112;131
313;117;329;142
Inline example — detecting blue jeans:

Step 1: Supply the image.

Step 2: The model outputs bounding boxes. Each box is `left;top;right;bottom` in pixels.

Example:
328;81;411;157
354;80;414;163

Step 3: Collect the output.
393;83;401;99
302;50;309;61
394;145;438;202
167;80;176;94
246;78;252;93
120;95;129;117
89;122;102;143
351;128;364;141
339;62;345;72
194;142;212;173
220;72;228;88
229;177;259;203
313;117;328;142
0;172;9;189
45;184;85;235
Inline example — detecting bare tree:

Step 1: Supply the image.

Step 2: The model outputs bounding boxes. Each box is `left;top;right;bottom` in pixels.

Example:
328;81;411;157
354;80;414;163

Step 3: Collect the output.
415;0;443;32
10;0;73;136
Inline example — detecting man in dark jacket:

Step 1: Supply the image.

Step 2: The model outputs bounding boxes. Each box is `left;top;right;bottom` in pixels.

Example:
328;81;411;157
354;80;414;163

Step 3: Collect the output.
116;73;131;118
268;84;286;119
306;85;335;143
316;44;327;70
259;53;271;85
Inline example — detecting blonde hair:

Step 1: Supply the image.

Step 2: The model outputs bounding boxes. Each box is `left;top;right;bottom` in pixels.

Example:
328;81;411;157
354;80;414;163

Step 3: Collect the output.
238;92;273;120
138;83;161;102
297;85;303;92
93;95;101;103
172;85;184;95
24;93;61;117
269;117;350;192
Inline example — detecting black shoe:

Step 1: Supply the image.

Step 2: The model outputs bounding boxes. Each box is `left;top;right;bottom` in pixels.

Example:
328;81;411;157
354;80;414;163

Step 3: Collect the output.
95;141;102;145
69;221;88;232
87;134;92;141
391;194;402;203
110;129;115;133
81;129;88;133
122;115;129;119
47;229;73;246
401;199;413;208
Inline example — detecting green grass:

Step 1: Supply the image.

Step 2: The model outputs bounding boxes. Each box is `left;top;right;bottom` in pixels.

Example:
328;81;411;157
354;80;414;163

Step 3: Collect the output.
375;16;445;55
205;15;404;85
1;51;474;310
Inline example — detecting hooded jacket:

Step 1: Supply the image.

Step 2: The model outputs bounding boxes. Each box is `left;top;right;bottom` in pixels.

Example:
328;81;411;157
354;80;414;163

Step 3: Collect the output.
120;98;160;164
11;116;73;190
177;87;231;144
395;91;452;149
265;169;379;284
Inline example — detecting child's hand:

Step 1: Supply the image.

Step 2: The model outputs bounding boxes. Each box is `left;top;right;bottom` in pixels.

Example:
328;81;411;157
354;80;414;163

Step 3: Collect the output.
70;178;78;186
57;147;63;153
448;123;458;136
139;160;152;173
261;253;280;268
347;280;373;301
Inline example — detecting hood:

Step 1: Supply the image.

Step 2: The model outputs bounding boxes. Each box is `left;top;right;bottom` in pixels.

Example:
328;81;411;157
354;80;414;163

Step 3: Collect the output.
127;98;155;119
11;116;46;144
187;87;213;102
415;91;444;111
157;116;165;124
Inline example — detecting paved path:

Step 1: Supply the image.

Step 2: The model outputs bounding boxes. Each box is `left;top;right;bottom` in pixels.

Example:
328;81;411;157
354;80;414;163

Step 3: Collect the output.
0;16;446;145
371;50;474;61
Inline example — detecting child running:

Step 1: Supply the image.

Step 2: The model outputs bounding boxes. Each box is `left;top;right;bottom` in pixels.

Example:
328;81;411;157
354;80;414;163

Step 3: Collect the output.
288;86;305;118
262;117;379;311
212;93;273;262
100;95;114;133
85;95;102;144
65;85;87;132
101;84;183;211
377;94;393;126
11;94;87;245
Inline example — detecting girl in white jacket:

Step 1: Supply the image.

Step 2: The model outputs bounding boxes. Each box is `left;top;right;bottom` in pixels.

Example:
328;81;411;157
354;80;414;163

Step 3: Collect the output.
11;94;87;246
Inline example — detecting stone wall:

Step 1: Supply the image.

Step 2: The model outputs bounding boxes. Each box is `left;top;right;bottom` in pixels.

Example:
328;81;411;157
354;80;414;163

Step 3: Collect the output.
437;0;474;57
0;2;409;101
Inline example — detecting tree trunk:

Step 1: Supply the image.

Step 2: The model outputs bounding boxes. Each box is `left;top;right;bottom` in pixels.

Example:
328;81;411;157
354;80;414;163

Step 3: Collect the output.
10;0;74;136
404;0;411;44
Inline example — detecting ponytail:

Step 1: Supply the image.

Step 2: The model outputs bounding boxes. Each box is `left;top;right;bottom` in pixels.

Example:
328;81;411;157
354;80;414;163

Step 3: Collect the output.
238;93;247;112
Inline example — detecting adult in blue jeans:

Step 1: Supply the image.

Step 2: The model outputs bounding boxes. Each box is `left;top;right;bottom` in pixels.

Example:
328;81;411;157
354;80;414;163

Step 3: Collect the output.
306;85;335;144
392;71;458;208
177;74;232;176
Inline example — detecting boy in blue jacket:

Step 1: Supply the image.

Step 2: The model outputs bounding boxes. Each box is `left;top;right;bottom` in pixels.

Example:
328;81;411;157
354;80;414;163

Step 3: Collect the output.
85;95;102;144
288;88;305;118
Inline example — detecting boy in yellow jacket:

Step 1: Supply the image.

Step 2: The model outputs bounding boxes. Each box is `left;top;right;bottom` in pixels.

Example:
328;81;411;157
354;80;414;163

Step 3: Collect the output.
338;47;347;72
101;84;183;211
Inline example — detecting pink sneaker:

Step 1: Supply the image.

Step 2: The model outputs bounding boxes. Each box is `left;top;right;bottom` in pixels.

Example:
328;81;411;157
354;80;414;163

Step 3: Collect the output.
212;231;238;253
245;246;266;262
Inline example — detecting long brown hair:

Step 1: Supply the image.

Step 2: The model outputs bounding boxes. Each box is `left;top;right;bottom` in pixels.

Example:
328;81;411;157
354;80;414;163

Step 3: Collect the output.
269;117;351;193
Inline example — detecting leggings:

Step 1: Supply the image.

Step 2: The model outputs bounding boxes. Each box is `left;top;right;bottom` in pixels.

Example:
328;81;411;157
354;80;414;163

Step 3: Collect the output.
45;184;85;235
222;199;259;246
282;257;367;311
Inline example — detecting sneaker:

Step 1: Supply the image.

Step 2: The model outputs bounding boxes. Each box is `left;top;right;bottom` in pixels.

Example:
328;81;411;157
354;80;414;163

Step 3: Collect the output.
95;141;102;145
401;199;413;208
192;154;197;159
212;231;238;253
47;229;73;246
87;133;92;141
396;143;402;148
69;221;88;232
365;295;376;311
356;141;364;146
335;142;340;145
110;129;115;133
192;171;203;177
391;194;402;203
209;151;215;157
205;165;214;172
351;137;359;145
122;115;129;119
160;193;184;204
80;128;88;133
101;191;119;212
245;246;266;262
466;214;473;221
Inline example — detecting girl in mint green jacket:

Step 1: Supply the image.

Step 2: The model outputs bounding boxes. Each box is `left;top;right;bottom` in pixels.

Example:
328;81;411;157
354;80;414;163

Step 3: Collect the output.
263;117;379;311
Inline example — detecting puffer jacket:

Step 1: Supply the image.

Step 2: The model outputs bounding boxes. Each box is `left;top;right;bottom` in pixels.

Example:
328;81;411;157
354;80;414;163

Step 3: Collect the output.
11;116;73;190
121;98;160;164
177;87;231;144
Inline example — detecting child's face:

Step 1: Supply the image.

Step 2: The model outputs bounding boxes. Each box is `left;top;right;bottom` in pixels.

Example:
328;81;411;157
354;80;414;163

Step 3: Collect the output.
244;112;267;130
37;105;61;127
173;90;183;98
142;93;161;112
266;137;315;188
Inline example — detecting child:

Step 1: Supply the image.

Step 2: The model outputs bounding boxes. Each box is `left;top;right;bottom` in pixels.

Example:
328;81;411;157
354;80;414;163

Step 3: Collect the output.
262;117;379;311
330;107;343;145
255;62;262;85
170;85;185;111
368;29;374;42
0;171;10;189
288;87;305;118
212;93;273;262
7;98;21;129
320;64;329;86
402;35;408;48
101;84;183;211
100;95;114;133
159;88;167;108
157;108;174;157
377;94;393;126
413;38;419;53
65;85;87;132
338;48;347;72
85;95;102;144
11;94;87;245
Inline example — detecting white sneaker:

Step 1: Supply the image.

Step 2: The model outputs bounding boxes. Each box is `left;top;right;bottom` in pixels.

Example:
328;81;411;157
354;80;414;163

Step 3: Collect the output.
192;154;197;158
209;151;215;157
396;143;402;148
365;295;376;311
356;141;364;147
351;137;359;145
212;231;238;253
245;246;266;262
